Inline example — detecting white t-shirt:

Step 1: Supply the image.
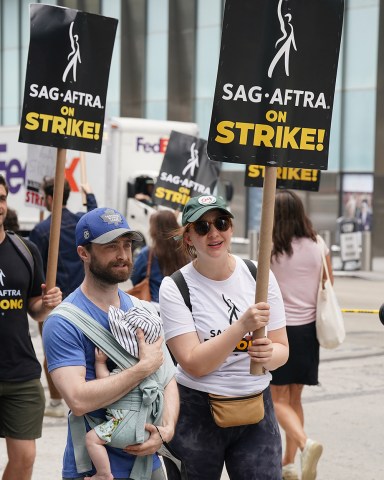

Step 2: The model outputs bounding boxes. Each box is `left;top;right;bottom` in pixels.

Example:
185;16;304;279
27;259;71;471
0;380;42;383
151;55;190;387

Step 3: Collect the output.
159;255;286;396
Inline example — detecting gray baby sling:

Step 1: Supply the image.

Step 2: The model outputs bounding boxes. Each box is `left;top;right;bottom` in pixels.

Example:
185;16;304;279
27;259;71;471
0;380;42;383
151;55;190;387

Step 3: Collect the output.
51;300;172;480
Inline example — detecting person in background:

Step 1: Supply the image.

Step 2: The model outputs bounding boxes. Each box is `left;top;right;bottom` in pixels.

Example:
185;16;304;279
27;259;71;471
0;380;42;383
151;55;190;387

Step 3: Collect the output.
29;177;97;417
134;175;156;207
270;190;333;480
0;175;62;480
356;197;372;231
4;207;20;232
130;210;190;307
159;195;288;480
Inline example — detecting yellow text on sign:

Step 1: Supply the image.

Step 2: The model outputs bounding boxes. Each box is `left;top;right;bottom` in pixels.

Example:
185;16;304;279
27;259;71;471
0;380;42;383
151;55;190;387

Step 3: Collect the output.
248;165;319;182
215;121;325;152
24;111;101;140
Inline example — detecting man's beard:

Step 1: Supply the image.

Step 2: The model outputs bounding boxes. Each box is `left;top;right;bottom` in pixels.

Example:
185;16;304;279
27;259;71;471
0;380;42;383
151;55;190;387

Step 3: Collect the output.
89;256;133;285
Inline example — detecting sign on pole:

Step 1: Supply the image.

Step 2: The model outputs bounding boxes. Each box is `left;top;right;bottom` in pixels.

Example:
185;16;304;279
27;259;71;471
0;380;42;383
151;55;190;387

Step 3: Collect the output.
245;164;321;192
154;131;221;211
207;0;344;375
19;4;118;154
19;4;118;290
25;145;56;209
208;0;343;170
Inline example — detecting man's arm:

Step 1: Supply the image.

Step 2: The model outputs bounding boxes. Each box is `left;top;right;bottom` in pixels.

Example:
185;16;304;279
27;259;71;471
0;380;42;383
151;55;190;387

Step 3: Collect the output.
81;183;97;211
50;331;164;416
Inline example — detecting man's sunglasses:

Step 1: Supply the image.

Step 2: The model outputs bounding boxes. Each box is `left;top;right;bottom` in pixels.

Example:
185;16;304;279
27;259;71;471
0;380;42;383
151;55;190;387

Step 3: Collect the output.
192;216;232;236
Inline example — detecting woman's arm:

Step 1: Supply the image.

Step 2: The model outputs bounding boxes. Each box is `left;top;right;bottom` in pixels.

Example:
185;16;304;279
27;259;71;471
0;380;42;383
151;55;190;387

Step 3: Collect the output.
167;302;271;377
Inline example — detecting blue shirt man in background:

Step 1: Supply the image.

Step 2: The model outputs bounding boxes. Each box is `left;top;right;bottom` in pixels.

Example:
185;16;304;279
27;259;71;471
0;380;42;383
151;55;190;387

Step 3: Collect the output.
29;176;97;417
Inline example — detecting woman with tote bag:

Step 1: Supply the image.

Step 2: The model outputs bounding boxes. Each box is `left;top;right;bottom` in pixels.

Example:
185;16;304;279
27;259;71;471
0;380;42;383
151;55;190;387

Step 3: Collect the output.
270;190;334;480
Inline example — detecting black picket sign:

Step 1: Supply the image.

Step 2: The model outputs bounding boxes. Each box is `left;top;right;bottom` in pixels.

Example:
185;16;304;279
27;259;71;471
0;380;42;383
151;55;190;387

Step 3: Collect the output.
208;0;344;170
154;131;221;210
19;4;118;153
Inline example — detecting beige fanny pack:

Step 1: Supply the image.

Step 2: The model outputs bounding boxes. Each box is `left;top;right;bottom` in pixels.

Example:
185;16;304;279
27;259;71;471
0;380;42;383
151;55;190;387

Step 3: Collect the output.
208;390;264;428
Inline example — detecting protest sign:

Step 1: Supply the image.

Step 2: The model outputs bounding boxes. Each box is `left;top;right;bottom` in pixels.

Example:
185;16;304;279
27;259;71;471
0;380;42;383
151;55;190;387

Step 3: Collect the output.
154;131;221;210
207;0;344;375
25;145;56;209
245;164;321;191
19;4;118;153
207;0;344;170
18;3;118;291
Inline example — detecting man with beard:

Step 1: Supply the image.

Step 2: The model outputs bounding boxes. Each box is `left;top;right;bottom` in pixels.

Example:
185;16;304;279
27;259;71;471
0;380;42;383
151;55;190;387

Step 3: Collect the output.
42;207;179;480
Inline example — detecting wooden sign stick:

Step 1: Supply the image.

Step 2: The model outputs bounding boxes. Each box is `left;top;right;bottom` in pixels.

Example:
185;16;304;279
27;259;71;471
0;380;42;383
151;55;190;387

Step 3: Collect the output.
80;151;87;206
45;147;66;291
250;166;277;375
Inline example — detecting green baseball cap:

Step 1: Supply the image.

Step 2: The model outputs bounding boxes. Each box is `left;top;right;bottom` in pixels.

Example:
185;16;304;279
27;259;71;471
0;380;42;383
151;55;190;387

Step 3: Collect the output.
181;195;233;226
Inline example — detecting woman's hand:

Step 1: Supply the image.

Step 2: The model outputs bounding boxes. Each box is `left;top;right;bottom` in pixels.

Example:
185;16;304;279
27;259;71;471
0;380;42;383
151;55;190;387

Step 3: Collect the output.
238;302;270;334
247;336;273;365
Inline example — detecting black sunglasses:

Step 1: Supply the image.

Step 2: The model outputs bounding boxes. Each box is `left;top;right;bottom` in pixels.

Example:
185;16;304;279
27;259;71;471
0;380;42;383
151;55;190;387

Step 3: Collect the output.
192;216;232;236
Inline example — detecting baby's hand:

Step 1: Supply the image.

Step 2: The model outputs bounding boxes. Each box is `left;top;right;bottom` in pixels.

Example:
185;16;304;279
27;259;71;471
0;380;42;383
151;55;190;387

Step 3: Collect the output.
95;347;108;363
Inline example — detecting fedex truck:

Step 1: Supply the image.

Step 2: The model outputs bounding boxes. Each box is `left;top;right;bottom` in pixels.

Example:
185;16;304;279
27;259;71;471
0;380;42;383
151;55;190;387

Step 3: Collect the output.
0;117;199;241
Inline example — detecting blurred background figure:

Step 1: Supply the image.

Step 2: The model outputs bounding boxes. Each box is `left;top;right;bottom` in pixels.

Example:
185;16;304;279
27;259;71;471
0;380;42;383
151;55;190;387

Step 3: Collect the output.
4;207;20;232
29;177;97;418
270;190;333;480
356;197;372;231
133;175;156;206
130;209;190;309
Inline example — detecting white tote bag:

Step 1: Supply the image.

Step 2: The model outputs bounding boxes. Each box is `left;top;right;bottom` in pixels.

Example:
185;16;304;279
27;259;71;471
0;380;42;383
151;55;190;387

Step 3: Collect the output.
316;238;346;349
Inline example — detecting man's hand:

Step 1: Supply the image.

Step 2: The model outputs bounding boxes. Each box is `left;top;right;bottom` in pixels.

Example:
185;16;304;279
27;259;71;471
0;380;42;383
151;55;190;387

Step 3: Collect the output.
123;424;164;456
41;283;62;310
137;329;164;376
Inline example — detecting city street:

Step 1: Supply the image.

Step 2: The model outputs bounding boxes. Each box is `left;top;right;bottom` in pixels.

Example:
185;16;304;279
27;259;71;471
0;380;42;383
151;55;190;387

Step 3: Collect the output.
1;273;383;480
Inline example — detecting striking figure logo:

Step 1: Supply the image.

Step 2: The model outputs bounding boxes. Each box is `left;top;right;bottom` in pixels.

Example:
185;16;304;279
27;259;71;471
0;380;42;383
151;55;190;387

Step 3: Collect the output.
0;269;5;287
182;142;200;177
222;294;240;325
62;22;82;82
268;0;297;78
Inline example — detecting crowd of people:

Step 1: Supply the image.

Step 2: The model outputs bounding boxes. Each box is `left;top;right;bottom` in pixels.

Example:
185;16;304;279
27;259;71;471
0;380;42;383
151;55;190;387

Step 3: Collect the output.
0;174;330;480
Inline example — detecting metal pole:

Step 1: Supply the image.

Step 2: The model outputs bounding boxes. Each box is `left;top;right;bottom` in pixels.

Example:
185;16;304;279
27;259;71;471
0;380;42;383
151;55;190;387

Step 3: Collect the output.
248;230;259;260
361;231;372;271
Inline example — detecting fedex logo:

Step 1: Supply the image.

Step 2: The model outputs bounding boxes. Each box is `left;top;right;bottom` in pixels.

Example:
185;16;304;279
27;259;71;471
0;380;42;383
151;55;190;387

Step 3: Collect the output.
136;136;169;154
0;143;81;195
0;144;26;195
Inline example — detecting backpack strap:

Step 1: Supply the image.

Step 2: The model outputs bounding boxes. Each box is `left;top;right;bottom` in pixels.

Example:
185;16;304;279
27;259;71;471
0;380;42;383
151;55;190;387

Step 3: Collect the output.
170;270;192;312
6;231;34;275
243;258;257;280
171;258;257;312
6;231;34;294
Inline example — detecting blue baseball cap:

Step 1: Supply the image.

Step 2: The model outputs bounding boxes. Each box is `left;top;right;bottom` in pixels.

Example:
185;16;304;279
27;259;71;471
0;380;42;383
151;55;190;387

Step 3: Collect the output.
76;207;143;247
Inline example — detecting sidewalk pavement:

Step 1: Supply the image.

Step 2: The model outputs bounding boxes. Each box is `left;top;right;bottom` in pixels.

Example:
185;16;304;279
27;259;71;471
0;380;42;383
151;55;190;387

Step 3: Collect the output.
1;269;384;479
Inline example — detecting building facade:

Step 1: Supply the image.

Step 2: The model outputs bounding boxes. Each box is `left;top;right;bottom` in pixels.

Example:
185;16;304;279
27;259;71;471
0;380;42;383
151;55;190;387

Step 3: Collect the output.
1;0;383;255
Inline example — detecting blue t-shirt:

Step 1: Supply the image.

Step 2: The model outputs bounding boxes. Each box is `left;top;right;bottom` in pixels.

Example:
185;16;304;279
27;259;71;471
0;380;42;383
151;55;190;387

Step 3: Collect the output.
131;247;164;303
42;287;161;478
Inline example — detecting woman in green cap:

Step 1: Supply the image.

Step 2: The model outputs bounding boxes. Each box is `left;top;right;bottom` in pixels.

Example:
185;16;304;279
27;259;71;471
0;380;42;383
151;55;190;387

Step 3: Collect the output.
159;194;289;480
